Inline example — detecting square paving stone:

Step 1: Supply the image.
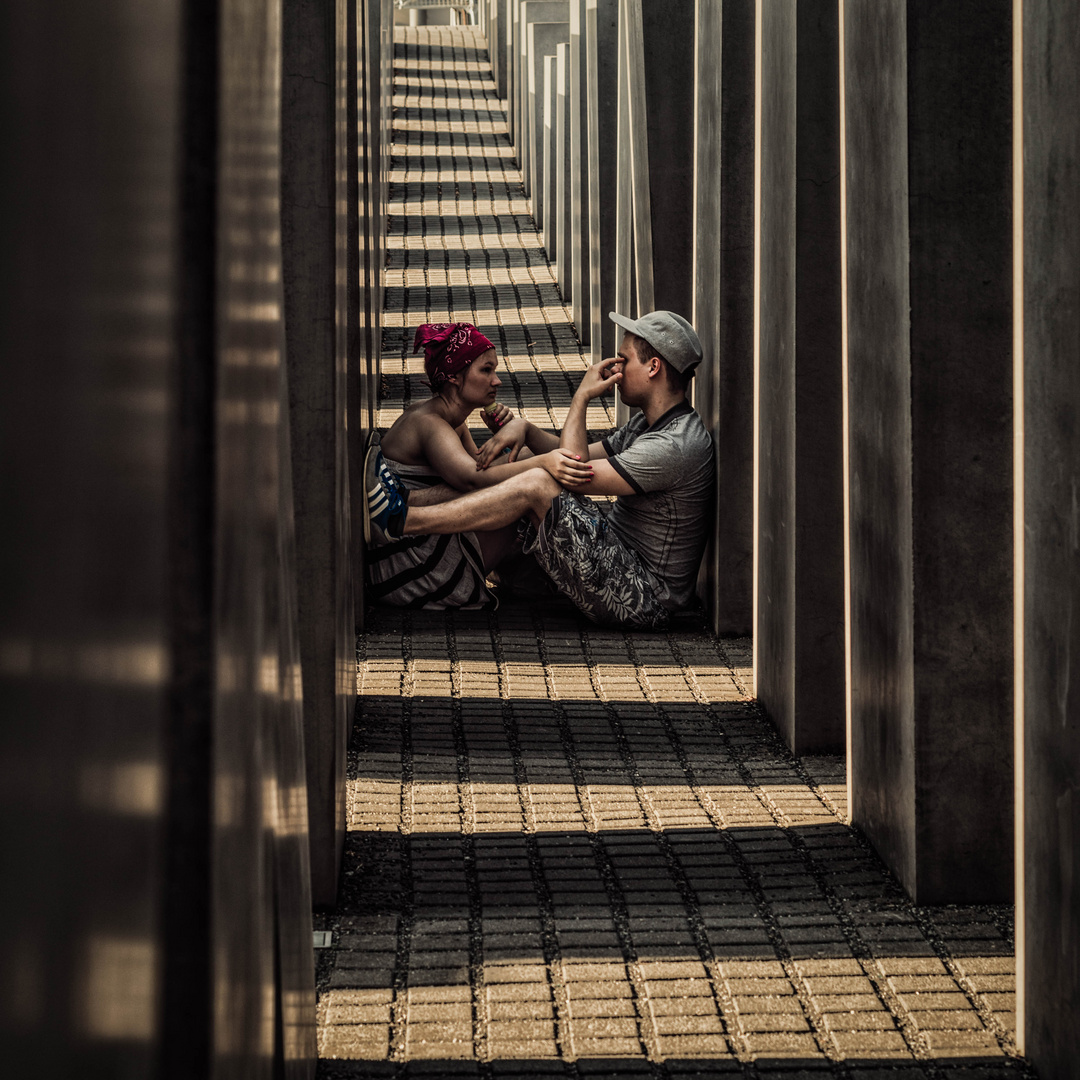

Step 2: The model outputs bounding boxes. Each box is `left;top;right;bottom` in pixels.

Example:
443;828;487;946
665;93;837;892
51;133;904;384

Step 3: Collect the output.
485;984;553;1002
320;1025;391;1059
743;1032;820;1056
829;1029;909;1054
567;997;637;1018
908;1009;985;1031
922;1030;1003;1054
407;1002;472;1022
737;1012;810;1032
486;1019;557;1040
488;1000;555;1020
650;997;721;1016
570;1036;643;1057
486;1039;560;1058
408;985;472;1003
652;1014;726;1035
563;980;634;999
645;978;715;998
656;1033;731;1057
822;1011;897;1032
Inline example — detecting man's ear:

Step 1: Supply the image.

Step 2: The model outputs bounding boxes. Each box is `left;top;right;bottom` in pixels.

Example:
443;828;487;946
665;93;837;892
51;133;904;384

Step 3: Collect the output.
647;357;661;379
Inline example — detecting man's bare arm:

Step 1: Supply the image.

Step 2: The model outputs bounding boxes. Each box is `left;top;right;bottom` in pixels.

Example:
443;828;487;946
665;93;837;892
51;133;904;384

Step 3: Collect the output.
561;358;623;459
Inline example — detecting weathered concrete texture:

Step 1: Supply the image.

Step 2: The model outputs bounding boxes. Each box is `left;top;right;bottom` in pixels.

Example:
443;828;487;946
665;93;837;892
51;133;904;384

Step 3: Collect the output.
526;20;569;220
555;43;571;296
793;1;845;753
755;3;797;746
517;1;569;182
282;0;357;909
614;0;695;340
585;0;619;362
1021;4;1080;1076
692;0;755;636
541;53;558;253
757;1;845;755
490;0;507;96
843;0;1013;904
640;0;695;318
1;0;318;1075
569;0;589;338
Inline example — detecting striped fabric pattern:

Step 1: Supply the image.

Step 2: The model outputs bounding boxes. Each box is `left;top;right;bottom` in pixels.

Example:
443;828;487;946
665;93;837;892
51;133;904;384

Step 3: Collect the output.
365;458;493;610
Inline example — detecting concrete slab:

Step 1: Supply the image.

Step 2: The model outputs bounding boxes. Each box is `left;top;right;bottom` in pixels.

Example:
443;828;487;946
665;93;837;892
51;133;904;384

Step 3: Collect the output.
585;0;620;362
569;0;589;338
282;0;357;910
526;20;569;218
692;0;755;637
756;0;845;754
555;43;572;297
843;0;1012;903
1019;2;1080;1075
517;1;569;178
542;53;558;251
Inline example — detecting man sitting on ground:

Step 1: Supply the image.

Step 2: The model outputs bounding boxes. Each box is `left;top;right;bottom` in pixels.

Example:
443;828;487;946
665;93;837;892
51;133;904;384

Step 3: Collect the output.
367;311;715;629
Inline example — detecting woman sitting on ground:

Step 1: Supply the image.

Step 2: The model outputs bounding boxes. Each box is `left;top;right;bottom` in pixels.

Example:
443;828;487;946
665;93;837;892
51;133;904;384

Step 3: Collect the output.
366;322;590;609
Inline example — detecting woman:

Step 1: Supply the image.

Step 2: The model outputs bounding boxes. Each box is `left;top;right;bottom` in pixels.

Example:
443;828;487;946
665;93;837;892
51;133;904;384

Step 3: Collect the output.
366;322;590;609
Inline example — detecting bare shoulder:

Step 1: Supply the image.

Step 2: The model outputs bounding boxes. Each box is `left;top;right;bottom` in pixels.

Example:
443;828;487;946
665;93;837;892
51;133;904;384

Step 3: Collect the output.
381;399;450;464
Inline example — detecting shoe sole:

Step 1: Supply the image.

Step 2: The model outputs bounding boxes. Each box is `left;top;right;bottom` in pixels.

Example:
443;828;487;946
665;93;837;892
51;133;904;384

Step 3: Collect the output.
362;429;382;545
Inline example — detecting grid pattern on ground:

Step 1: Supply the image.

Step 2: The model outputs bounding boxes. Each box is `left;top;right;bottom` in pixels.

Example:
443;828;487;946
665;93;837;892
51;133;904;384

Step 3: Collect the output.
317;25;1025;1080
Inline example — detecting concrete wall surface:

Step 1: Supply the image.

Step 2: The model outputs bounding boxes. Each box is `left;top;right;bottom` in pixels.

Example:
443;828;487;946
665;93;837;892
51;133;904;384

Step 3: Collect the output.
692;0;755;637
843;0;917;890
526;18;570;213
844;0;1013;903
282;0;359;910
792;0;844;753
0;0;319;1074
517;1;570;179
1020;3;1080;1074
755;1;797;740
569;0;590;338
586;0;620;361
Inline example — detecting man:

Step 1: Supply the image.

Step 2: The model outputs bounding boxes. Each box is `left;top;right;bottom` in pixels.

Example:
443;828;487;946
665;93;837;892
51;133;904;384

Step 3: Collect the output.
366;310;715;628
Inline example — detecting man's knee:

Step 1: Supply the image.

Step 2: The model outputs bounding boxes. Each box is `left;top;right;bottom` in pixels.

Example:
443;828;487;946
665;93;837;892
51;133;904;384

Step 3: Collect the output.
519;468;561;513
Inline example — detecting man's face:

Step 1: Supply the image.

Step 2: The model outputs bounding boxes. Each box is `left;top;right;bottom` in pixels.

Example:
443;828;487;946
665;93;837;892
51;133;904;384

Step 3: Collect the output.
616;333;652;407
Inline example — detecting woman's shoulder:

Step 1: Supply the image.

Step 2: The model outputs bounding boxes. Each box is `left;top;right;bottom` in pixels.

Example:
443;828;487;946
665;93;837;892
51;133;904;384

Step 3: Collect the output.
382;400;459;463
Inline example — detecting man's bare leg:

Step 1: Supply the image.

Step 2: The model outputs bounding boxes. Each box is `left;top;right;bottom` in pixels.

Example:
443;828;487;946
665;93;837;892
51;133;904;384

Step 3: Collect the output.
407;483;462;507
404;469;561;536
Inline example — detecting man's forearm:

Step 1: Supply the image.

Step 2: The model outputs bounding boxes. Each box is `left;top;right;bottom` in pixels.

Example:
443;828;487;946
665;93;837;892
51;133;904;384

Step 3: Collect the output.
560;392;590;458
525;422;561;455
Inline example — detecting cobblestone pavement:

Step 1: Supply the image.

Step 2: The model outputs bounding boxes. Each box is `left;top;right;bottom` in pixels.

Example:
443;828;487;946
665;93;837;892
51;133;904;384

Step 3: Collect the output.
316;26;1028;1080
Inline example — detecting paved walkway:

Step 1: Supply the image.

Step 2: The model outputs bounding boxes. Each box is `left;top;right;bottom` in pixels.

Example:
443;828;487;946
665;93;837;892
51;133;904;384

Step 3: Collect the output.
316;26;1026;1079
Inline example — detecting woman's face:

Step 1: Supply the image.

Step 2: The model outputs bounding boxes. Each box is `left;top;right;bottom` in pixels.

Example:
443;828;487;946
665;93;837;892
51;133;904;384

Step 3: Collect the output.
458;348;502;405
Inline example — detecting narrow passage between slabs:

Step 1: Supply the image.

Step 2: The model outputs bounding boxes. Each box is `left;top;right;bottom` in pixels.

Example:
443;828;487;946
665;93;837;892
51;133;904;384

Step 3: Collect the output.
315;25;1022;1080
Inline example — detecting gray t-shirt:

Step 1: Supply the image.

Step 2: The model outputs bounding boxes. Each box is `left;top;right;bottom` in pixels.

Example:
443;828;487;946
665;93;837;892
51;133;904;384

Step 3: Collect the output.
601;402;715;611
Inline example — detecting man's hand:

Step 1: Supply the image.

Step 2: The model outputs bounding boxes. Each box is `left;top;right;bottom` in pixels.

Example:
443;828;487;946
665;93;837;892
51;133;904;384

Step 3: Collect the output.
475;416;529;469
575;357;623;402
540;448;594;487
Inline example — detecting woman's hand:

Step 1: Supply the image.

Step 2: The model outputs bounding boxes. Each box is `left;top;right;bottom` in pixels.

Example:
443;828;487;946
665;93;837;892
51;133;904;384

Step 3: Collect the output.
541;448;594;487
475;417;529;469
481;402;514;432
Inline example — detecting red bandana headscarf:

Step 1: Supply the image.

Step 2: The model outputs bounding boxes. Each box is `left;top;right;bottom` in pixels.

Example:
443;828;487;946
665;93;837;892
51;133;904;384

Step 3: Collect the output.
413;322;495;390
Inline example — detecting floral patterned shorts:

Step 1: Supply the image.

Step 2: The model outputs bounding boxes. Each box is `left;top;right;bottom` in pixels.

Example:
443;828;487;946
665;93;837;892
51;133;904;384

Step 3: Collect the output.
522;492;670;630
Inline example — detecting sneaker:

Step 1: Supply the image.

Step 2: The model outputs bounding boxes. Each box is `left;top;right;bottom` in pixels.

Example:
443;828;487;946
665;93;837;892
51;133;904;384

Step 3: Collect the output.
364;439;407;543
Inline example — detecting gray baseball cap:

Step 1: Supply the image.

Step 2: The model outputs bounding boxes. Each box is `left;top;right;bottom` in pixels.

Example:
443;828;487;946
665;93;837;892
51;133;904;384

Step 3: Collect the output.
609;310;704;373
